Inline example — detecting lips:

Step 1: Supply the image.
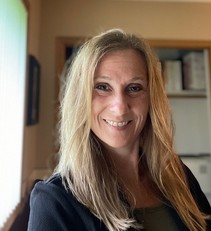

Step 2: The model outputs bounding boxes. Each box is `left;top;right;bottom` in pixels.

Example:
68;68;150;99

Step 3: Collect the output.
104;119;130;127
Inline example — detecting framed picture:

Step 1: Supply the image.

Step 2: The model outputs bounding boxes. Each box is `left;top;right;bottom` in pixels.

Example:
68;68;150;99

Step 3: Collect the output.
27;55;40;125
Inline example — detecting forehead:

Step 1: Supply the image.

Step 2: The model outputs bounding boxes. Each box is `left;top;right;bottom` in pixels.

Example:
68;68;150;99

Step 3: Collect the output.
98;48;145;63
95;49;148;79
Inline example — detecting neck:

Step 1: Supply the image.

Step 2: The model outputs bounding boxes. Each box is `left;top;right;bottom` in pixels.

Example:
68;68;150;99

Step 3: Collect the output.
105;143;141;186
104;144;161;208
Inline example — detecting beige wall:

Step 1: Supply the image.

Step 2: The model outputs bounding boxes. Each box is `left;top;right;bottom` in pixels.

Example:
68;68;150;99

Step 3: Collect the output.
22;0;42;194
35;0;211;169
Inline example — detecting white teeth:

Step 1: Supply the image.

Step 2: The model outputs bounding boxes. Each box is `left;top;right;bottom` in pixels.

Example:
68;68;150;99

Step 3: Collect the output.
105;120;128;127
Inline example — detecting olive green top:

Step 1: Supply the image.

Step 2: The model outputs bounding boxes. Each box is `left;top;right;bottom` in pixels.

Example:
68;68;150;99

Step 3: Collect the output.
133;204;179;231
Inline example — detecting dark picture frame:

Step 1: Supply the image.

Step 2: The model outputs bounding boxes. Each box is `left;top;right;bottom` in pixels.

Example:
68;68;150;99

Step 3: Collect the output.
27;55;40;125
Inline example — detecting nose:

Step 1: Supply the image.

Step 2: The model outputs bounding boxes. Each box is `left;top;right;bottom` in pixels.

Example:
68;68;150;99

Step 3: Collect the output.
109;93;129;115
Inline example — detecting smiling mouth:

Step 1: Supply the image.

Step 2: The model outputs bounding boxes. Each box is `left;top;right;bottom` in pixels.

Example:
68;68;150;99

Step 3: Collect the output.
104;119;131;127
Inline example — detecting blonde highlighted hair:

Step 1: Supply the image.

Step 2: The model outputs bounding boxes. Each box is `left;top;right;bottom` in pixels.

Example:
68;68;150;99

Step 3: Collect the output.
56;29;209;231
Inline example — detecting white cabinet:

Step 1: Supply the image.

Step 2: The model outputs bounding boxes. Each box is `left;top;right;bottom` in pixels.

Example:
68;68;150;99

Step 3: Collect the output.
169;97;210;154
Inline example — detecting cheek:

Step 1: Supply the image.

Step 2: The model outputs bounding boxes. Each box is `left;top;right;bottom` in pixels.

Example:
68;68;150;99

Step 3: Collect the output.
136;101;149;127
91;94;108;116
136;98;149;115
91;98;99;118
91;97;104;128
91;105;97;126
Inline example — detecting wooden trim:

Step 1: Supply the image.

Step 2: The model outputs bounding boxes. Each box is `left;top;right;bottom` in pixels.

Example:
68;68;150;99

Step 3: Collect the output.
148;39;211;49
22;0;30;12
54;37;84;132
55;37;211;98
55;36;84;100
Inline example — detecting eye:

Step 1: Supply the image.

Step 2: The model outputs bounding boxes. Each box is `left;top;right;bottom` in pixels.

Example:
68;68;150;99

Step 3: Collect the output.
95;83;111;91
127;84;143;92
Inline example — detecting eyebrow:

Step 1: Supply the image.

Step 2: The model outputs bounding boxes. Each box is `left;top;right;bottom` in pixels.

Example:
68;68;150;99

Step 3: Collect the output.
94;76;146;82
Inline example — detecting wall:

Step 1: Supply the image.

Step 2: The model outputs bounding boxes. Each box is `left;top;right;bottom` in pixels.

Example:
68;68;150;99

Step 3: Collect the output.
22;0;42;196
37;0;211;169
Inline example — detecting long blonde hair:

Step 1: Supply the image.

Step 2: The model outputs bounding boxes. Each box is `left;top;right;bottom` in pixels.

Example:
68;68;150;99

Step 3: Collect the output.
56;29;209;231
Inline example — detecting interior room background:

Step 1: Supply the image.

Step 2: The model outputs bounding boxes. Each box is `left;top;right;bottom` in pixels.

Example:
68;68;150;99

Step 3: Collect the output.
2;0;211;230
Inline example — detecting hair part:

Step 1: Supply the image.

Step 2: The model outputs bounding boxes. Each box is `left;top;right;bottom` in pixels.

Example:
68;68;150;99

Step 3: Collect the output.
56;28;209;231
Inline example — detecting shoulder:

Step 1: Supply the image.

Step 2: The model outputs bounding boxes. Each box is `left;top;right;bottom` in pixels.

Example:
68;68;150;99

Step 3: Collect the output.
182;163;209;203
29;174;73;211
28;174;107;231
30;174;70;203
181;162;211;228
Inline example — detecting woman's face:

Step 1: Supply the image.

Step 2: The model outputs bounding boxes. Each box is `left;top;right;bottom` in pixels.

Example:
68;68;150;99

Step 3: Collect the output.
91;49;149;151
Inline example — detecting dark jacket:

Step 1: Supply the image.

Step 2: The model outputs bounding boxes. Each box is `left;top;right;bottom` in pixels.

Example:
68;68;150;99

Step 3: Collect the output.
28;165;211;231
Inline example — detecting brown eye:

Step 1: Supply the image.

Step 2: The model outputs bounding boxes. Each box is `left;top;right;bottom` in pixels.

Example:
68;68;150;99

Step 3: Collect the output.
95;83;111;91
127;85;142;92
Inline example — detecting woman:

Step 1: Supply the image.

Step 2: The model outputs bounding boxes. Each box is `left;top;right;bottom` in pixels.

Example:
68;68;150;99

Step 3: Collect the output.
28;29;211;231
